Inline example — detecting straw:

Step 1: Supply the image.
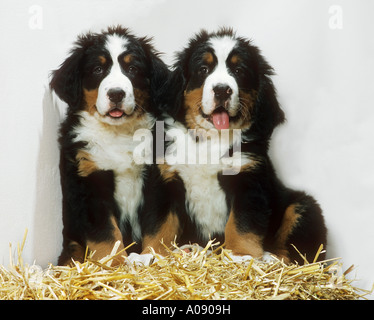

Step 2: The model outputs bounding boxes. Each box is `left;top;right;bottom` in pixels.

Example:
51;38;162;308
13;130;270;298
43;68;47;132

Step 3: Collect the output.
0;231;371;300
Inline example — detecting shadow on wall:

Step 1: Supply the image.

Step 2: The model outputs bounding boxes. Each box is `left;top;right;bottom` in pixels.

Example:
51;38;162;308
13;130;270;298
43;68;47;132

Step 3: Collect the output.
33;86;66;267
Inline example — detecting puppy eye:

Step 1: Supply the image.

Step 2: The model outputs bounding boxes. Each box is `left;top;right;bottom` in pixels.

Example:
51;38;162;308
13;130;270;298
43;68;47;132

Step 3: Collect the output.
93;66;103;75
234;67;242;75
199;66;209;75
128;65;138;75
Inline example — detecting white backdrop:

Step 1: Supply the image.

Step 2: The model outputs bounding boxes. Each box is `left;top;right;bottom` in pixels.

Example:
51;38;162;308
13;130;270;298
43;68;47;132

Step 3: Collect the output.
0;0;373;298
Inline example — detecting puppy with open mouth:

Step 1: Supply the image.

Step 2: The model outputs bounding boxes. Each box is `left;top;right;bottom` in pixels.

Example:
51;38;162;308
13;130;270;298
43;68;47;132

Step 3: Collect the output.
155;28;327;264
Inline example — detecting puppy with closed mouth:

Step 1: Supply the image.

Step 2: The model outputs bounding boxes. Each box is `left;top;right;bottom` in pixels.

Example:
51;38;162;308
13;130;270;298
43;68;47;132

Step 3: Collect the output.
155;28;327;264
50;26;169;265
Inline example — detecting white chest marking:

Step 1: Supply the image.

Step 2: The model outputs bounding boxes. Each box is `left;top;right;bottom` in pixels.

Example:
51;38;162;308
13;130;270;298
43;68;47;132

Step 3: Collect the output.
175;162;228;240
165;120;252;240
72;111;154;241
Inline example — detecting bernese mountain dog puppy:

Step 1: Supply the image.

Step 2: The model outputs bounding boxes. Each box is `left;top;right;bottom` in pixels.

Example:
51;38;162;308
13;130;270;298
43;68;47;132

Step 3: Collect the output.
156;28;327;264
50;26;169;265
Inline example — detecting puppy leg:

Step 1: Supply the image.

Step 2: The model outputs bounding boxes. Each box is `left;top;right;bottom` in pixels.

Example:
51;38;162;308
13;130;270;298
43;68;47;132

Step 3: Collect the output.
142;212;180;255
225;210;264;258
271;204;300;264
58;241;86;266
272;194;327;264
87;216;126;266
57;216;126;267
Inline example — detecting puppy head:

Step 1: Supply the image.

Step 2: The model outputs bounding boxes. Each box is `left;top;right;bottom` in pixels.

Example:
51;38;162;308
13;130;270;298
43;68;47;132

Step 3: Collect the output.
172;28;285;139
50;26;168;126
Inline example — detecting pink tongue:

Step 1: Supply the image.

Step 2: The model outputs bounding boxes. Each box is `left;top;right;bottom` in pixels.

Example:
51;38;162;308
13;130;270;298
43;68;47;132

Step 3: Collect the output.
109;109;124;118
212;110;230;130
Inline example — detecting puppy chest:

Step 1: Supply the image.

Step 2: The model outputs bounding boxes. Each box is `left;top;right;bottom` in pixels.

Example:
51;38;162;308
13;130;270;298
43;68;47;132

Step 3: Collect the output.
88;145;144;240
114;168;144;241
73;118;145;240
175;165;229;238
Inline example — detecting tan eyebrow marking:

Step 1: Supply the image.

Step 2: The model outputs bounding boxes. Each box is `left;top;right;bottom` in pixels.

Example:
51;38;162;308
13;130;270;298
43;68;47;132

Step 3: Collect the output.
203;52;214;64
123;54;133;64
98;55;106;64
230;54;241;64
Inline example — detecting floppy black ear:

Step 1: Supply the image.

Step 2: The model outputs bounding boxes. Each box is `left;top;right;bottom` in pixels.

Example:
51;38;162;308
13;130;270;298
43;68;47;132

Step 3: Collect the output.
160;43;194;120
162;67;186;120
247;70;285;142
255;75;285;135
50;48;84;108
148;53;171;111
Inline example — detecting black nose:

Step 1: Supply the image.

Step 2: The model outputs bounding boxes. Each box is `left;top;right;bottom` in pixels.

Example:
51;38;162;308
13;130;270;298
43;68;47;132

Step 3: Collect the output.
107;88;125;103
213;85;233;101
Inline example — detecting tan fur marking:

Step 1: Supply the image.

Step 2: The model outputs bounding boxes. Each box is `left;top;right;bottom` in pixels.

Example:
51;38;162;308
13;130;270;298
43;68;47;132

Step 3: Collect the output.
123;54;133;64
240;154;262;173
134;88;150;114
87;216;126;266
272;204;301;263
230;54;241;64
98;55;106;64
83;88;98;115
184;87;204;129
142;212;180;255
277;205;301;244
225;211;264;257
203;52;214;64
158;163;178;183
235;89;256;129
76;150;98;177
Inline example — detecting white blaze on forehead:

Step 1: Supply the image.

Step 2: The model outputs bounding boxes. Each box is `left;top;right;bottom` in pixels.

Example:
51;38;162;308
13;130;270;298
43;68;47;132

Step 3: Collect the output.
95;34;135;120
105;34;129;62
202;36;239;116
209;35;237;64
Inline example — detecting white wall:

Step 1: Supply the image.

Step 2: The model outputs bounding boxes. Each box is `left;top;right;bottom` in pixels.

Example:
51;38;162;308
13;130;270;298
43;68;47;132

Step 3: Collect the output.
0;0;373;298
